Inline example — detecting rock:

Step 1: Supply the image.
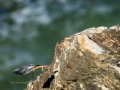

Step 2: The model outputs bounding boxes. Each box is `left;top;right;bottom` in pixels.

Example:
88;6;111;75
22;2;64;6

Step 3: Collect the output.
25;24;120;90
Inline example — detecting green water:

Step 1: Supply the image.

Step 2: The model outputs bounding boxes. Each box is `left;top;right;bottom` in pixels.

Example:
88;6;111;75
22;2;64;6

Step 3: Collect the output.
0;0;120;90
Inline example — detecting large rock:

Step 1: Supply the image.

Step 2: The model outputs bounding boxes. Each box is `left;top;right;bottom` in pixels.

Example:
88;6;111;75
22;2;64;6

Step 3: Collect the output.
25;24;120;90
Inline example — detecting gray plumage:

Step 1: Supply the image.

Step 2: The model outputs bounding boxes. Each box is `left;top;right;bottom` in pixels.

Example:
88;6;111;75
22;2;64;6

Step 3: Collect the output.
12;64;47;80
12;64;36;75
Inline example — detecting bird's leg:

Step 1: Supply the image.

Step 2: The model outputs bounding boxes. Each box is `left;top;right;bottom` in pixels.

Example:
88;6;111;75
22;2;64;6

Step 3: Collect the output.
31;72;34;80
31;72;34;85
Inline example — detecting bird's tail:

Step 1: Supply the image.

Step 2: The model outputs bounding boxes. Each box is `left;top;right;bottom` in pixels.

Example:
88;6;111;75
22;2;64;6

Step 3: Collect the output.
33;65;48;70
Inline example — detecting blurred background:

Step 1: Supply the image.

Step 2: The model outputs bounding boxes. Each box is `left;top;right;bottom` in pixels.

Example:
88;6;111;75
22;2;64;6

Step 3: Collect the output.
0;0;120;90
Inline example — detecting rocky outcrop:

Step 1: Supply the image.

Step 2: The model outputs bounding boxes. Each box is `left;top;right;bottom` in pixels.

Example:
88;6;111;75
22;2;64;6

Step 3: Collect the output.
25;24;120;90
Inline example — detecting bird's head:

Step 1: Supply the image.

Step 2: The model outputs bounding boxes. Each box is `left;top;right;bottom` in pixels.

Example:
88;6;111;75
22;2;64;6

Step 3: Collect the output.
12;68;20;74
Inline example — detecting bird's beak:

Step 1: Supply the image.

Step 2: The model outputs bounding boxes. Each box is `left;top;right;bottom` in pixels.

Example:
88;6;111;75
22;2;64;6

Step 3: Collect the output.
12;72;14;74
33;65;47;70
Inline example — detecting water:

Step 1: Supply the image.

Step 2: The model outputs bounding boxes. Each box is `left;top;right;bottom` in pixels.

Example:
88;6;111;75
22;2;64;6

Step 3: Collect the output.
0;0;120;90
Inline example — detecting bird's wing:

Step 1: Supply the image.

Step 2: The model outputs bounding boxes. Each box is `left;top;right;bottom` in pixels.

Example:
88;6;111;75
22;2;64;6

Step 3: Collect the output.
19;65;28;75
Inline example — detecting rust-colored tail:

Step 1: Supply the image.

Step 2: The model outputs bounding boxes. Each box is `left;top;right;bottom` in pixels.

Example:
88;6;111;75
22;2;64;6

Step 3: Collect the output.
33;65;47;70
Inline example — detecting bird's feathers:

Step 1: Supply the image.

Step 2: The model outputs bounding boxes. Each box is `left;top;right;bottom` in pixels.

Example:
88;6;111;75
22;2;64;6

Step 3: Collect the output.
12;64;47;75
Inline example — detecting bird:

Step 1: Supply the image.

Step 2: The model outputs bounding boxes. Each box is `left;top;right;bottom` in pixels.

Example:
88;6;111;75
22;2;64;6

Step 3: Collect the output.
12;64;47;80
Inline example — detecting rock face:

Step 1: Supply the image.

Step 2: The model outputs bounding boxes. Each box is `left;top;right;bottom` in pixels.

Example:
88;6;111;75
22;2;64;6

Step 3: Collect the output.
25;24;120;90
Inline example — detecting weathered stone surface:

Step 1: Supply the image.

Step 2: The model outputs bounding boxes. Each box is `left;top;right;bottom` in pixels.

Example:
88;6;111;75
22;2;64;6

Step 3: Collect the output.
25;24;120;90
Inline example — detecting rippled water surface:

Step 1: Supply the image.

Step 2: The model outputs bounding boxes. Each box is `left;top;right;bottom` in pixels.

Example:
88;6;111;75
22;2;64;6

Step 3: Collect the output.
0;0;120;90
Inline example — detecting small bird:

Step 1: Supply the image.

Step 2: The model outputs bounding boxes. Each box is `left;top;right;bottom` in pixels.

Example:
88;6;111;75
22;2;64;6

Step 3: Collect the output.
12;64;47;80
